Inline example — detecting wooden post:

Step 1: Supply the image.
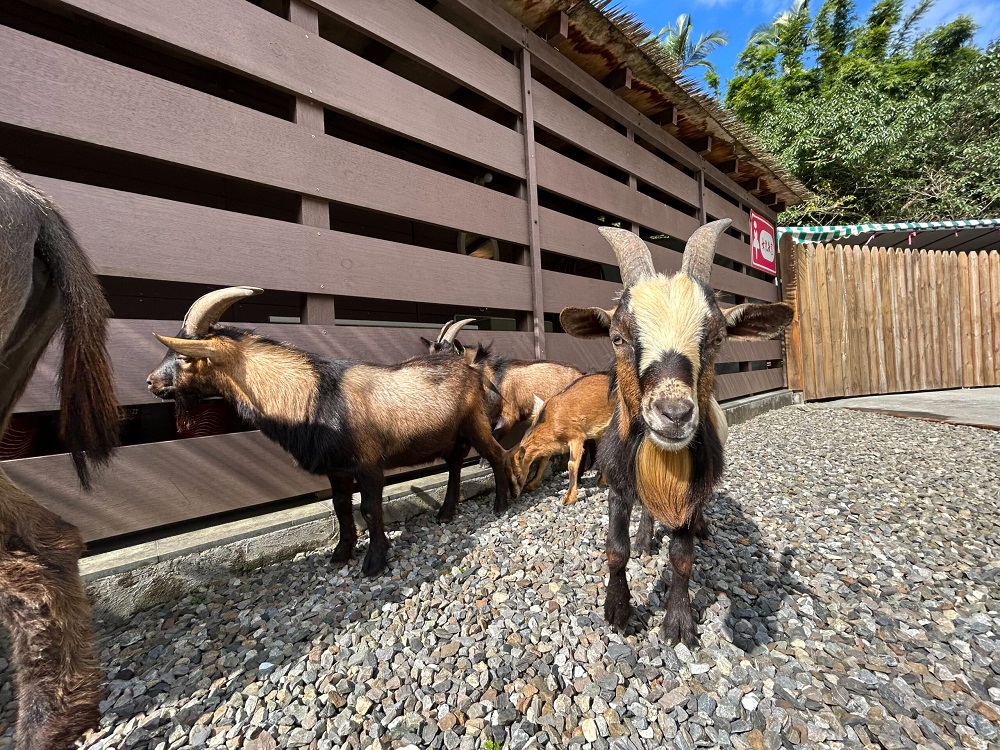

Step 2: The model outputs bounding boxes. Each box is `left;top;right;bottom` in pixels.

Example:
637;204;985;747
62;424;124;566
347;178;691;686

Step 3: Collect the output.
697;170;707;224
288;0;334;326
519;48;546;358
626;129;639;233
778;233;803;394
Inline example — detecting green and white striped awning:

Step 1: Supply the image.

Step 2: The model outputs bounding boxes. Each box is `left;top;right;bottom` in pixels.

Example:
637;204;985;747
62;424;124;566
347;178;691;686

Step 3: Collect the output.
778;218;1000;252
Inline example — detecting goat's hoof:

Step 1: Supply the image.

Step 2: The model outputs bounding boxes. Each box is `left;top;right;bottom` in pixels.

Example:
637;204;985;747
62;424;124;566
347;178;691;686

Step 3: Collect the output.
561;495;577;506
662;609;697;647
604;595;634;632
436;508;456;523
330;542;355;563
633;538;650;556
361;551;388;577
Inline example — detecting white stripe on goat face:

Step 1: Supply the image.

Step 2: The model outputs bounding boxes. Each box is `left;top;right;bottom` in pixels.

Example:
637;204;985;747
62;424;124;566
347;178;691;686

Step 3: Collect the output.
628;273;710;379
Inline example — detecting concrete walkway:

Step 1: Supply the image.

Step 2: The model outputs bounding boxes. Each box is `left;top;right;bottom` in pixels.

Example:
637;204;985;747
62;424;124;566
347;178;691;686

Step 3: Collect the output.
818;387;1000;429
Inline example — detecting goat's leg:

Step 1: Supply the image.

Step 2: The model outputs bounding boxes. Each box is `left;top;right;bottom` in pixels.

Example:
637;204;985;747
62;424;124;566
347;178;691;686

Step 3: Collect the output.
437;441;470;522
328;473;357;564
580;440;597;474
467;419;511;515
633;506;655;555
522;454;550;494
0;474;102;750
561;438;585;506
604;488;635;631
355;470;389;577
662;526;697;646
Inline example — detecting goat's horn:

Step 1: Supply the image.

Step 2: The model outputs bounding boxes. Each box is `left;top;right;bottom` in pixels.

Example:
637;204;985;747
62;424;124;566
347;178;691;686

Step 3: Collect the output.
598;227;655;287
182;286;263;336
435;321;453;344
680;219;732;285
442;318;476;344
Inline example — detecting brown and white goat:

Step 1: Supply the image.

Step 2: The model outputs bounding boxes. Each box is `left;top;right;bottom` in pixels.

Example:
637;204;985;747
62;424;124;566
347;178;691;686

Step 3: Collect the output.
560;220;792;645
420;320;584;444
147;289;512;577
508;373;613;506
0;159;120;750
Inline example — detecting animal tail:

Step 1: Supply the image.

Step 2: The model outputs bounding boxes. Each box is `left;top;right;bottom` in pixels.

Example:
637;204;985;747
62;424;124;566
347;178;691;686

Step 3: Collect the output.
34;207;120;490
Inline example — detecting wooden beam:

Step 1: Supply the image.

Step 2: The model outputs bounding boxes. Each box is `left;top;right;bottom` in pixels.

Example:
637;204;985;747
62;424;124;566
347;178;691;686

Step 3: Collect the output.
604;67;632;94
687;135;712;155
519;50;546;359
769;201;787;214
758;193;777;205
717;158;740;177
739;177;762;193
535;10;569;46
654;104;678;128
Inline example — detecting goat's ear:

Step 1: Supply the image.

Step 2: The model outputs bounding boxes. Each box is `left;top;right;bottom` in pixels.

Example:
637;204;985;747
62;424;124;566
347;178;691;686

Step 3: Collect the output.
453;340;466;355
530;395;545;424
154;334;234;363
724;302;794;340
560;306;613;339
419;336;433;348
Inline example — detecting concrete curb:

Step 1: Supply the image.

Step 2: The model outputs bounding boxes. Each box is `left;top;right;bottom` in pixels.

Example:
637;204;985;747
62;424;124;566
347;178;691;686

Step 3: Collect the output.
83;390;793;618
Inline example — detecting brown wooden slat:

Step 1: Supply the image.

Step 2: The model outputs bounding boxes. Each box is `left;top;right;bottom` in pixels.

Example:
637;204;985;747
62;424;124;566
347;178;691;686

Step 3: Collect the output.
0;27;528;244
798;245;820;400
3;432;329;542
829;246;848;396
951;251;965;387
537;209;778;301
926;251;941;391
978;251;995;386
715;368;785;401
869;247;888;393
812;245;834;397
841;246;860;395
541;271;619;313
310;0;522;111
890;251;908;390
958;252;974;386
49;0;525;178
532;83;699;207
909;250;925;391
17;321;537;412
29;176;532;308
703;189;751;235
858;247;878;393
991;251;1000;384
969;251;984;386
778;236;802;393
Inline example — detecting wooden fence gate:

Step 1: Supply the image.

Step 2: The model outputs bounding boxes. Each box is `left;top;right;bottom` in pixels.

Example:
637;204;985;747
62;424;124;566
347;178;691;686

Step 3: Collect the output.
782;240;1000;400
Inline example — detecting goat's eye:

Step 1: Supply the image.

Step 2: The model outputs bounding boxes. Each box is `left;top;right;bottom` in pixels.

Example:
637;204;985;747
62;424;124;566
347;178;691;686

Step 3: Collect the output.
714;333;725;346
611;334;626;347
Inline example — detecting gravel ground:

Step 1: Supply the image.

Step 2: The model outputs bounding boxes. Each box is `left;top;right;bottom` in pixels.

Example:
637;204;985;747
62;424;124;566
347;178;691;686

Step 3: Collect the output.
1;406;998;750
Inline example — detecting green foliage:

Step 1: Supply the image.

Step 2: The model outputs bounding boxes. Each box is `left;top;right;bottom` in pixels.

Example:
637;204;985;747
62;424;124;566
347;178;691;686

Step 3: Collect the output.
725;0;1000;224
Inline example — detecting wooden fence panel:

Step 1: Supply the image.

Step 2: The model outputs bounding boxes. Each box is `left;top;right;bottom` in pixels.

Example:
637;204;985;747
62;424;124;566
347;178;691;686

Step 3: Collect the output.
788;243;1000;399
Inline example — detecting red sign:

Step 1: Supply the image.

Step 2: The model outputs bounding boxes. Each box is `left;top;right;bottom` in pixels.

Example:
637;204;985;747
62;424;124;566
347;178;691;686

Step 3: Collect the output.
749;210;777;275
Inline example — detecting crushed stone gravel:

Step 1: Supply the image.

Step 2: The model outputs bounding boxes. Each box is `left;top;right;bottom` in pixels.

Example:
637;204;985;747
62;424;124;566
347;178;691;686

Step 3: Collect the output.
1;406;998;749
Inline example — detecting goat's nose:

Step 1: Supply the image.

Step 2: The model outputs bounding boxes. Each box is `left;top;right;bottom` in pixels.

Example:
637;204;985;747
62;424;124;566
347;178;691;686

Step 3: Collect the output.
654;398;694;425
146;378;153;386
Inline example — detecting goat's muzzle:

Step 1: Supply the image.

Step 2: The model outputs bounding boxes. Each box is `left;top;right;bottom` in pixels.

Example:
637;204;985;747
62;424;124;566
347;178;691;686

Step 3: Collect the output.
643;393;699;450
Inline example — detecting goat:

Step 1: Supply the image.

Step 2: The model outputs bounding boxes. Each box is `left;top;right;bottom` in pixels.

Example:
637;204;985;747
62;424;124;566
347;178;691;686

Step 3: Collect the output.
560;220;792;645
420;320;585;444
0;158;120;750
147;289;512;577
508;373;613;506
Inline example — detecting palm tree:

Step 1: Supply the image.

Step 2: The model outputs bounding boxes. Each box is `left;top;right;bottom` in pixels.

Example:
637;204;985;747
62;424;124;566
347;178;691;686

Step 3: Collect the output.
651;14;729;76
742;0;814;74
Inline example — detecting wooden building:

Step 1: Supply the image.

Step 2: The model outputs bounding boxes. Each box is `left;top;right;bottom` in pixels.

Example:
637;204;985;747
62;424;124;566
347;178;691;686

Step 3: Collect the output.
0;0;810;546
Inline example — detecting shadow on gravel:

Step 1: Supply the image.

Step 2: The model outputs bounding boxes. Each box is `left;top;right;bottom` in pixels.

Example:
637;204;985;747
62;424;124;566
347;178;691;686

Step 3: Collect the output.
637;489;810;653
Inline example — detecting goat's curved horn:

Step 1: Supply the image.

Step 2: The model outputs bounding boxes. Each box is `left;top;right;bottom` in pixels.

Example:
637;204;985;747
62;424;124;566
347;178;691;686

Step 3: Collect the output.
680;218;732;285
435;321;454;344
182;286;263;337
442;318;476;344
598;227;655;287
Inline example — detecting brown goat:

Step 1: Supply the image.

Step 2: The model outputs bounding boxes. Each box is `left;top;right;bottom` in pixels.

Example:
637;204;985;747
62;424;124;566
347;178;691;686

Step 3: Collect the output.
508;373;613;506
148;288;512;577
0;159;120;750
561;220;791;645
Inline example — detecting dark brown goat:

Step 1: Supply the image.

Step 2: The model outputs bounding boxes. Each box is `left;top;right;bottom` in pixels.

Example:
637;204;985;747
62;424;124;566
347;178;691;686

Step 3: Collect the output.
561;221;791;645
148;289;512;577
0;159;120;750
508;373;613;506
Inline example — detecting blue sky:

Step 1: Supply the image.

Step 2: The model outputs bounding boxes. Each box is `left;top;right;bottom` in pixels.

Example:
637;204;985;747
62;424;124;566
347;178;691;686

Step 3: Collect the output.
621;0;1000;90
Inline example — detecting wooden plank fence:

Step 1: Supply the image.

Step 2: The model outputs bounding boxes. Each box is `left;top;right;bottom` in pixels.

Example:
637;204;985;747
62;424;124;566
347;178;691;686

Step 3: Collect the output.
784;242;1000;400
1;0;787;543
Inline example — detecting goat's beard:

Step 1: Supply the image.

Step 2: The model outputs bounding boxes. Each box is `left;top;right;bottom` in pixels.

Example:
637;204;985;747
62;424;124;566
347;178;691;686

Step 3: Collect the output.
173;394;199;434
